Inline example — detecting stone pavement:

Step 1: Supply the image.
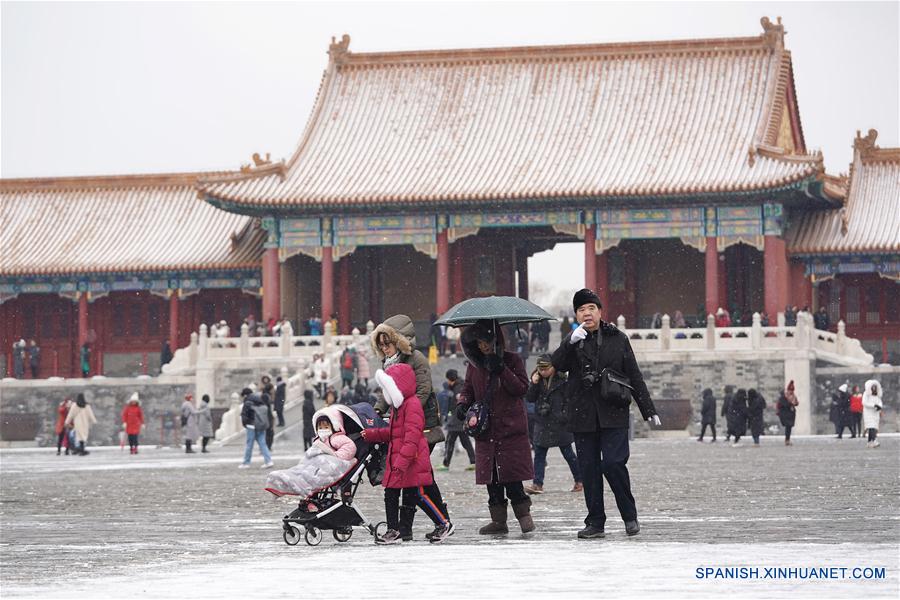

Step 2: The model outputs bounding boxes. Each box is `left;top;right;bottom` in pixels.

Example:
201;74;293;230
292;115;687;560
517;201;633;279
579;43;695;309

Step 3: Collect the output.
1;434;897;598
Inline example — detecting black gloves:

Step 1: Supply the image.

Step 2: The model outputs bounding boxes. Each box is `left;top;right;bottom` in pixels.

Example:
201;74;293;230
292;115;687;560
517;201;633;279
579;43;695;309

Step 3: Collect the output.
454;402;468;422
485;353;504;374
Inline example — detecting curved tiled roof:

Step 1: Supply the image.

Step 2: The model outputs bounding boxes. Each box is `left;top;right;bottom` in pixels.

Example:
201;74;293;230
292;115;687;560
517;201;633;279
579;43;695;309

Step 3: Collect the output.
788;130;900;255
0;172;264;277
201;19;824;211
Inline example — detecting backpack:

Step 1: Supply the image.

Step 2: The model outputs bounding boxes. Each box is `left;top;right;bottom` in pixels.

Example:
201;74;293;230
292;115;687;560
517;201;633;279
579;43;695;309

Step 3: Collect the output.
342;352;354;370
252;404;270;431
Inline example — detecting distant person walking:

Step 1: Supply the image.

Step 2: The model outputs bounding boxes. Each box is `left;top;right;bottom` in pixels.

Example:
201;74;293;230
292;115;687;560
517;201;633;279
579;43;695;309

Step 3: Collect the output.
849;385;864;438
862;379;883;448
439;369;476;471
698;388;717;442
302;389;316;450
55;397;74;455
195;394;214;452
274;376;286;427
721;385;735;441
727;389;748;446
747;389;766;446
239;387;274;468
181;394;199;454
28;340;40;378
776;381;799;446
64;393;97;456
121;392;145;454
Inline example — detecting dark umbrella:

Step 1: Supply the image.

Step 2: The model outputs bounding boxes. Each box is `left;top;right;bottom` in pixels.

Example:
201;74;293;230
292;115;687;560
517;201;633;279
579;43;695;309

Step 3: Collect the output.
434;296;556;327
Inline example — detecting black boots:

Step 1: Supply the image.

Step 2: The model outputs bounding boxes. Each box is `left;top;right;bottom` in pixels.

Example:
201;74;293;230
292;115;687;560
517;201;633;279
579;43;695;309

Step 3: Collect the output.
625;520;641;536
512;498;535;533
479;503;509;535
185;440;195;454
78;442;89;456
398;506;416;542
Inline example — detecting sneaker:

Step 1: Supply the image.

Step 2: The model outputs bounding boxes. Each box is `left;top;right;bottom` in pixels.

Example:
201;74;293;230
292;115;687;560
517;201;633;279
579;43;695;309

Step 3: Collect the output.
525;484;544;495
375;529;403;545
577;525;605;539
262;462;275;469
436;465;449;471
625;520;641;536
428;521;455;543
571;482;584;492
872;440;880;448
731;442;740;447
465;464;476;471
238;463;251;469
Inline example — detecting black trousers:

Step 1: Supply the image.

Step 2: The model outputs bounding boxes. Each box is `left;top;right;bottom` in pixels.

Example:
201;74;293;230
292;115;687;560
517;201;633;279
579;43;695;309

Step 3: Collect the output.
275;408;285;427
486;481;528;506
127;433;139;449
699;423;716;440
784;425;793;441
574;428;636;527
443;430;475;467
385;486;448;530
265;428;274;451
57;431;67;452
868;428;877;442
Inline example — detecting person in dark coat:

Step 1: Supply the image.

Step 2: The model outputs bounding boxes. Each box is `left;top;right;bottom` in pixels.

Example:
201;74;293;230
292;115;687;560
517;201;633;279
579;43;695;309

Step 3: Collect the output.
830;384;852;438
525;354;582;494
747;388;766;446
551;289;659;539
12;340;25;379
274;376;286;427
259;376;276;451
698;388;717;442
301;389;316;450
727;388;749;446
160;340;174;369
777;381;799;446
28;340;40;378
455;318;535;535
371;314;449;541
721;385;735;441
440;369;475;471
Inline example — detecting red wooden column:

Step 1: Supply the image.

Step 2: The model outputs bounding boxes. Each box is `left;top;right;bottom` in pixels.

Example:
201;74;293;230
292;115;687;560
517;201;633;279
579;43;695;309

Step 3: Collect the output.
584;224;597;291
764;235;790;319
451;241;464;306
262;247;281;323
789;260;811;310
77;292;88;376
168;291;179;348
338;257;351;334
596;252;609;311
321;247;334;323
436;230;450;315
705;236;719;317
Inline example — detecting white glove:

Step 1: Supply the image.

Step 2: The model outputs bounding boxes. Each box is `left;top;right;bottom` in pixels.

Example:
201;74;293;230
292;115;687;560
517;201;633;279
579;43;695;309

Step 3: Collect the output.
648;415;661;426
570;324;588;344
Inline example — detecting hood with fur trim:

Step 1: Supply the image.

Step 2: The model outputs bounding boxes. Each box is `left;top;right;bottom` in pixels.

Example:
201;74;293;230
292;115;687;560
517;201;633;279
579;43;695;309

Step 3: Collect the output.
311;406;346;433
370;315;415;361
375;364;417;408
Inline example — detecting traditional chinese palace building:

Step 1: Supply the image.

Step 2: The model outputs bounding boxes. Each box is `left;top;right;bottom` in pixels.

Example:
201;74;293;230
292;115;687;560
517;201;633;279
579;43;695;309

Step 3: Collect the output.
2;18;898;376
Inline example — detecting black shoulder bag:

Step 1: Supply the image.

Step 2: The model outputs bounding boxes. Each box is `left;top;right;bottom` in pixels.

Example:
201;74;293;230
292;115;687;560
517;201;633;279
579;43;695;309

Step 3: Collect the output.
580;331;634;409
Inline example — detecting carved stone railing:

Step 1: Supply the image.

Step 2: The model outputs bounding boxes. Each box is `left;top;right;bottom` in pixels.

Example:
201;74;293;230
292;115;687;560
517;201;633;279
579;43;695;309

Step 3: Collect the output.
616;312;873;366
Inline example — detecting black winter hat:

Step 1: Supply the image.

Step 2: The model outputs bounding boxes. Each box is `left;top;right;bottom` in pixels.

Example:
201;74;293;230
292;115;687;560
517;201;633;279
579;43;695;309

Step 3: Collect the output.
573;288;602;312
446;369;458;380
240;387;253;397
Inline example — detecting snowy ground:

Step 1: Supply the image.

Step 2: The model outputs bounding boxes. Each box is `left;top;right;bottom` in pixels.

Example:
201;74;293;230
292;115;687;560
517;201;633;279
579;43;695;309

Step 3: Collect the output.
2;434;898;599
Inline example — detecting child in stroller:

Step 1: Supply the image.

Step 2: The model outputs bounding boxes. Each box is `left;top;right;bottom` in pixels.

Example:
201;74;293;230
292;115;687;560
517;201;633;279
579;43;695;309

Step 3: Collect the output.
266;403;387;546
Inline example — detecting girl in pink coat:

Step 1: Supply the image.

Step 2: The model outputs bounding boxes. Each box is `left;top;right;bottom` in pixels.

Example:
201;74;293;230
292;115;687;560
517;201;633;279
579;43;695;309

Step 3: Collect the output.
362;364;453;544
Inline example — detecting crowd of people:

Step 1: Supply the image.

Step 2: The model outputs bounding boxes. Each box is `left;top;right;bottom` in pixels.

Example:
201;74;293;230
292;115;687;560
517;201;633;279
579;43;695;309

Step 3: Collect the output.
697;378;884;448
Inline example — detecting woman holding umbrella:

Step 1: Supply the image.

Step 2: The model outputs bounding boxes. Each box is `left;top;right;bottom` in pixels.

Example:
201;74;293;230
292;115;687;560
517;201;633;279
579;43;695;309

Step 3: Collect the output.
455;318;535;535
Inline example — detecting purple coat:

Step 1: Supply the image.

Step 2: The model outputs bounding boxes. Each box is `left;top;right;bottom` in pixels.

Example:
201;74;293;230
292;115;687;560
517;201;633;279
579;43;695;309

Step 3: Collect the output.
459;325;533;485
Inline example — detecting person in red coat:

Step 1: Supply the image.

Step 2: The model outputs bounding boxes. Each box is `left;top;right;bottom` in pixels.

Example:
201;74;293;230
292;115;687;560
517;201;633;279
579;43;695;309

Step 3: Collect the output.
55;397;73;455
362;364;453;544
454;319;535;535
121;392;145;455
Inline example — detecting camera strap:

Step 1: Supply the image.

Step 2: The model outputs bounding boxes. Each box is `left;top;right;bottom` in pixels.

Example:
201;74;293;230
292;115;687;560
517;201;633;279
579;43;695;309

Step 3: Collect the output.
577;328;603;375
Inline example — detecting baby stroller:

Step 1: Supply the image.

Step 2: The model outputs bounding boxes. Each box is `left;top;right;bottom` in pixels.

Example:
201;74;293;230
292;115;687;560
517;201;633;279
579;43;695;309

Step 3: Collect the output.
268;403;387;546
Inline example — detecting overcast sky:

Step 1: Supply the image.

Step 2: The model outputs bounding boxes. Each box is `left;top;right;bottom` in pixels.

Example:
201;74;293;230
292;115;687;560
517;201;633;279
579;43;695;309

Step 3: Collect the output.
2;1;898;303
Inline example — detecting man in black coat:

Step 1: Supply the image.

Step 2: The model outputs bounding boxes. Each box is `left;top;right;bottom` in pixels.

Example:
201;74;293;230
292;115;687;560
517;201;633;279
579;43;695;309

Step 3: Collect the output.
698;388;716;442
551;289;659;539
274;376;286;427
721;385;735;441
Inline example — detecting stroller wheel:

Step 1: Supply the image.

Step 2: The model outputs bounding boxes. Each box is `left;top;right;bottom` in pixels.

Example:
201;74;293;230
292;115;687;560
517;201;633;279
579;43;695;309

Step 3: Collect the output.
283;526;302;546
373;521;388;538
333;528;353;543
305;526;323;546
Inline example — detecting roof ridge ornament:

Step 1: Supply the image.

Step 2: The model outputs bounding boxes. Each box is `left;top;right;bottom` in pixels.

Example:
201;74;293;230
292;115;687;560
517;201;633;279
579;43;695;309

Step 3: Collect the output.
853;129;878;159
240;152;272;173
760;16;785;51
329;34;351;65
